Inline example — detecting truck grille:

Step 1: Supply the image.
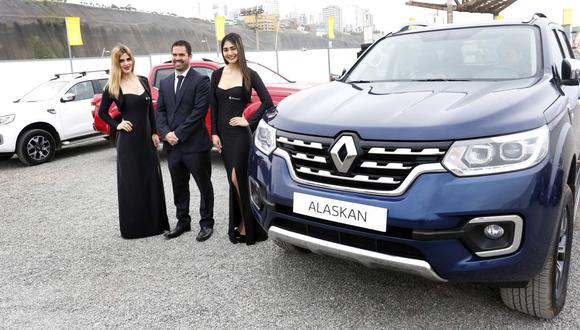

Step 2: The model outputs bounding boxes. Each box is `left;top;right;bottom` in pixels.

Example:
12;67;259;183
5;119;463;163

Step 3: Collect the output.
275;130;452;195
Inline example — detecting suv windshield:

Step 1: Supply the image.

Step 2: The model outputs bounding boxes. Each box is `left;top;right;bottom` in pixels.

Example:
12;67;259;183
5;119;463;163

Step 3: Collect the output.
347;26;541;82
19;81;68;102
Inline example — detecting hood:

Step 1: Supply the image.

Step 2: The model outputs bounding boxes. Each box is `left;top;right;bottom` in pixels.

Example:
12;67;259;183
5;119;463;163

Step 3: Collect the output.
271;78;559;141
0;101;51;116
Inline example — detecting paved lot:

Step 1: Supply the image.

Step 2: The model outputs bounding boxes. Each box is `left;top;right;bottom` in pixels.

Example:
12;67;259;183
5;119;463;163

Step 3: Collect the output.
0;141;578;329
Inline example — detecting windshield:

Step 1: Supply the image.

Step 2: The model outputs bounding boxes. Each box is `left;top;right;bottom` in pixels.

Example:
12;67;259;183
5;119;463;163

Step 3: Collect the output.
247;62;290;84
19;81;68;102
347;26;541;82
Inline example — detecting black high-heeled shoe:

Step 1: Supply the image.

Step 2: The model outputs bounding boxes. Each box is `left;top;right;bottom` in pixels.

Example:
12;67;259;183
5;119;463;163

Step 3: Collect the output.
234;229;247;243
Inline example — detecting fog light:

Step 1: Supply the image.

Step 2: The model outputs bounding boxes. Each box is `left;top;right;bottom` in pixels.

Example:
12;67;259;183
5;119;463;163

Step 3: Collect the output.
249;177;264;210
483;224;505;240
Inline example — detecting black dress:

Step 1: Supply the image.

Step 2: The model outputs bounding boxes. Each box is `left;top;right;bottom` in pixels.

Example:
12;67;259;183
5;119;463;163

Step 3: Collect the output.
210;68;273;245
98;76;170;239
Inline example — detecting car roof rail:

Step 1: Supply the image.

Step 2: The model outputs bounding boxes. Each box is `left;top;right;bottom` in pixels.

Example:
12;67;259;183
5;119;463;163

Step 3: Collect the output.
52;69;109;80
396;22;429;33
526;12;547;23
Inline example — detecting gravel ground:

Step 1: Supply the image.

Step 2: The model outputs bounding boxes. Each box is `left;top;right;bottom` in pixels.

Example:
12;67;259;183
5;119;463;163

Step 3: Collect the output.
0;141;578;329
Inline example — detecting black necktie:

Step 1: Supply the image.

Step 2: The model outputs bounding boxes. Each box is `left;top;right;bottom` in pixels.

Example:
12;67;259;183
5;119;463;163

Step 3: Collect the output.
175;74;184;96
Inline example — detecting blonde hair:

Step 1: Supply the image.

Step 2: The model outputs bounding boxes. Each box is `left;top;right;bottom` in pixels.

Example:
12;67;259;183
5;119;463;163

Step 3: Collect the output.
107;44;135;99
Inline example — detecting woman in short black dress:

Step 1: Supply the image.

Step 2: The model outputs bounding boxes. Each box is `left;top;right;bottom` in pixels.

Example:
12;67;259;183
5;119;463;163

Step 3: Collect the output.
210;33;273;245
99;44;169;239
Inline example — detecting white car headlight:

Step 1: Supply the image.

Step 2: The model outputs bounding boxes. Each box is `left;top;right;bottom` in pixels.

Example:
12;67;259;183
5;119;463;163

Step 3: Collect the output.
442;125;549;176
254;119;277;155
0;114;15;125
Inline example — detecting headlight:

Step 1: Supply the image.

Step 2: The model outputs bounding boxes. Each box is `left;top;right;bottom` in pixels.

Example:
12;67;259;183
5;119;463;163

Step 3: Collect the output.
0;114;15;125
254;119;277;155
442;125;549;176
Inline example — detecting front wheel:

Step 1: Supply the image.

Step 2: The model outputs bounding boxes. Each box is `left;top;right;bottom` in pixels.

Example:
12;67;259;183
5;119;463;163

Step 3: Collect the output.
500;186;574;319
16;129;56;166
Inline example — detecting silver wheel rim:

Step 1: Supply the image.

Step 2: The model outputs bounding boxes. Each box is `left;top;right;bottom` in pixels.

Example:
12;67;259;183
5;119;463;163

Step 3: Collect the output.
555;209;569;300
26;135;51;161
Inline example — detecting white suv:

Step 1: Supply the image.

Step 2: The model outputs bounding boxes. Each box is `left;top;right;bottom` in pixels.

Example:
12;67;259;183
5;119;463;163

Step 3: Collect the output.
0;70;109;165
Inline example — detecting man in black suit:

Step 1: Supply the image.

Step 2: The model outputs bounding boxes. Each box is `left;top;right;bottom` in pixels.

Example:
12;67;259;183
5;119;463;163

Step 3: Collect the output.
156;40;214;241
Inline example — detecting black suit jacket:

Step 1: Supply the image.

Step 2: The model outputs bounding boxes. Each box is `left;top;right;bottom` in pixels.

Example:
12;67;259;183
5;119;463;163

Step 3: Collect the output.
156;69;211;153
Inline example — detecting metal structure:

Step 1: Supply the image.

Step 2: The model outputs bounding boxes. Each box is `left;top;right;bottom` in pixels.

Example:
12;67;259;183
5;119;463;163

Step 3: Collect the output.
239;5;264;50
406;0;518;23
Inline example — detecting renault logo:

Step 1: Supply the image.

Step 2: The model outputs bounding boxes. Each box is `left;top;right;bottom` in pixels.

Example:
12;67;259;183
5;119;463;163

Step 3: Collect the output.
330;135;357;173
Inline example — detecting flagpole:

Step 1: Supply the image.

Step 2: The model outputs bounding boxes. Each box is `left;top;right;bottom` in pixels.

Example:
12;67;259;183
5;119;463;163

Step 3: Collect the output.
327;40;331;81
64;18;73;72
275;20;280;73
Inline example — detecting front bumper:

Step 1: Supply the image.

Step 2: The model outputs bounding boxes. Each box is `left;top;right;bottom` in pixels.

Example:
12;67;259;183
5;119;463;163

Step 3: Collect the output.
249;146;562;283
269;226;446;282
0;126;18;153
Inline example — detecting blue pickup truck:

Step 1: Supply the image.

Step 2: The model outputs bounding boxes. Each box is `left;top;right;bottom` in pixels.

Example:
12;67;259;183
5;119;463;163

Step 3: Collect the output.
248;14;580;318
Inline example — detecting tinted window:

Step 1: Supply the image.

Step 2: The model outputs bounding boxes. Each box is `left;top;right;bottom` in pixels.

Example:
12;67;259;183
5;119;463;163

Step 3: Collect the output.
95;79;108;93
550;30;565;77
193;66;214;78
556;30;574;59
153;68;173;89
66;81;94;101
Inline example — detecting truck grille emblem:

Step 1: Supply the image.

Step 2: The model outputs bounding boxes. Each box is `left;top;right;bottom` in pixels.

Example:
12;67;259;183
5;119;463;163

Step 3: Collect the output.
330;135;357;173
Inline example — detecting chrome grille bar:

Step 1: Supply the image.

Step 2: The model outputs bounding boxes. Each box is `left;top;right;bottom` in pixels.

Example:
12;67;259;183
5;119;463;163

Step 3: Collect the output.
291;153;327;163
368;147;445;156
296;166;401;185
360;162;412;170
277;137;323;149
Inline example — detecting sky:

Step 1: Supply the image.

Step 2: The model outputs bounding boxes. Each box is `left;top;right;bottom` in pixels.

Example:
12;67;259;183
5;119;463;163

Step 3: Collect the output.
68;0;580;33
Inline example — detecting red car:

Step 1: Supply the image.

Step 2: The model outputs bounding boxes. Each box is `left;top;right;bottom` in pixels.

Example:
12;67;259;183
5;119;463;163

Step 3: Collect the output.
92;59;306;140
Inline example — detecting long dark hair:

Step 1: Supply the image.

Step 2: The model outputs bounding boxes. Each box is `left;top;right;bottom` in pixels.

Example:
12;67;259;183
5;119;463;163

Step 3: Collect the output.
221;33;251;91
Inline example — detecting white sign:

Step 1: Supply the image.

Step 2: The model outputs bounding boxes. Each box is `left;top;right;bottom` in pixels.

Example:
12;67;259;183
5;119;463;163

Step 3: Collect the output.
293;192;388;232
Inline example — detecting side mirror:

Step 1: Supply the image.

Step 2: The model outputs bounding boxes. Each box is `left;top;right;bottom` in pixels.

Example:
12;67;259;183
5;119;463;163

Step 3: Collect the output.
561;59;580;86
329;68;347;82
61;93;76;103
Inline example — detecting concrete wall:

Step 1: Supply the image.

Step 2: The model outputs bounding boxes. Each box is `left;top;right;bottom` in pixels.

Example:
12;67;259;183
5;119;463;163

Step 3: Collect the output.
1;48;360;103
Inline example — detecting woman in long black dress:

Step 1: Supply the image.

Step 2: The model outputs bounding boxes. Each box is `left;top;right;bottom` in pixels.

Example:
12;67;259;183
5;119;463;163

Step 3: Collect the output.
98;44;169;239
210;33;274;245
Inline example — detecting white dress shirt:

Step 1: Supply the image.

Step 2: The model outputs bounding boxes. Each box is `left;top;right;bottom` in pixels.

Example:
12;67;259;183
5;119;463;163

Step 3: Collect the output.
174;67;191;92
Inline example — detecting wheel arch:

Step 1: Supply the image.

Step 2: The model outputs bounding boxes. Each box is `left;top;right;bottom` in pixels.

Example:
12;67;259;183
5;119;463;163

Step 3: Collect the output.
17;122;61;146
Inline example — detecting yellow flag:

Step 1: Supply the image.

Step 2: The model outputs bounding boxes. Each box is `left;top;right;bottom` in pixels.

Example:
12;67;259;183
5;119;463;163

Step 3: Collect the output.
215;16;226;41
563;8;573;25
65;17;83;46
327;16;335;40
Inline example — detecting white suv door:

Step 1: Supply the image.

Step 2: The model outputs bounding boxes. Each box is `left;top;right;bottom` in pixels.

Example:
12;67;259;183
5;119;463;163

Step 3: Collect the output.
59;80;96;138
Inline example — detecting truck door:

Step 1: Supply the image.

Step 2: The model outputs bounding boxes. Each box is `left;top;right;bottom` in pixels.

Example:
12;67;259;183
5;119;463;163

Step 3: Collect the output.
59;80;96;138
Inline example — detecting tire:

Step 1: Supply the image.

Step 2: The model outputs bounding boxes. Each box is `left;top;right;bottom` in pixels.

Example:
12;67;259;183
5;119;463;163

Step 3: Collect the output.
0;154;14;161
106;127;117;147
273;239;311;254
16;129;56;166
500;186;574;319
